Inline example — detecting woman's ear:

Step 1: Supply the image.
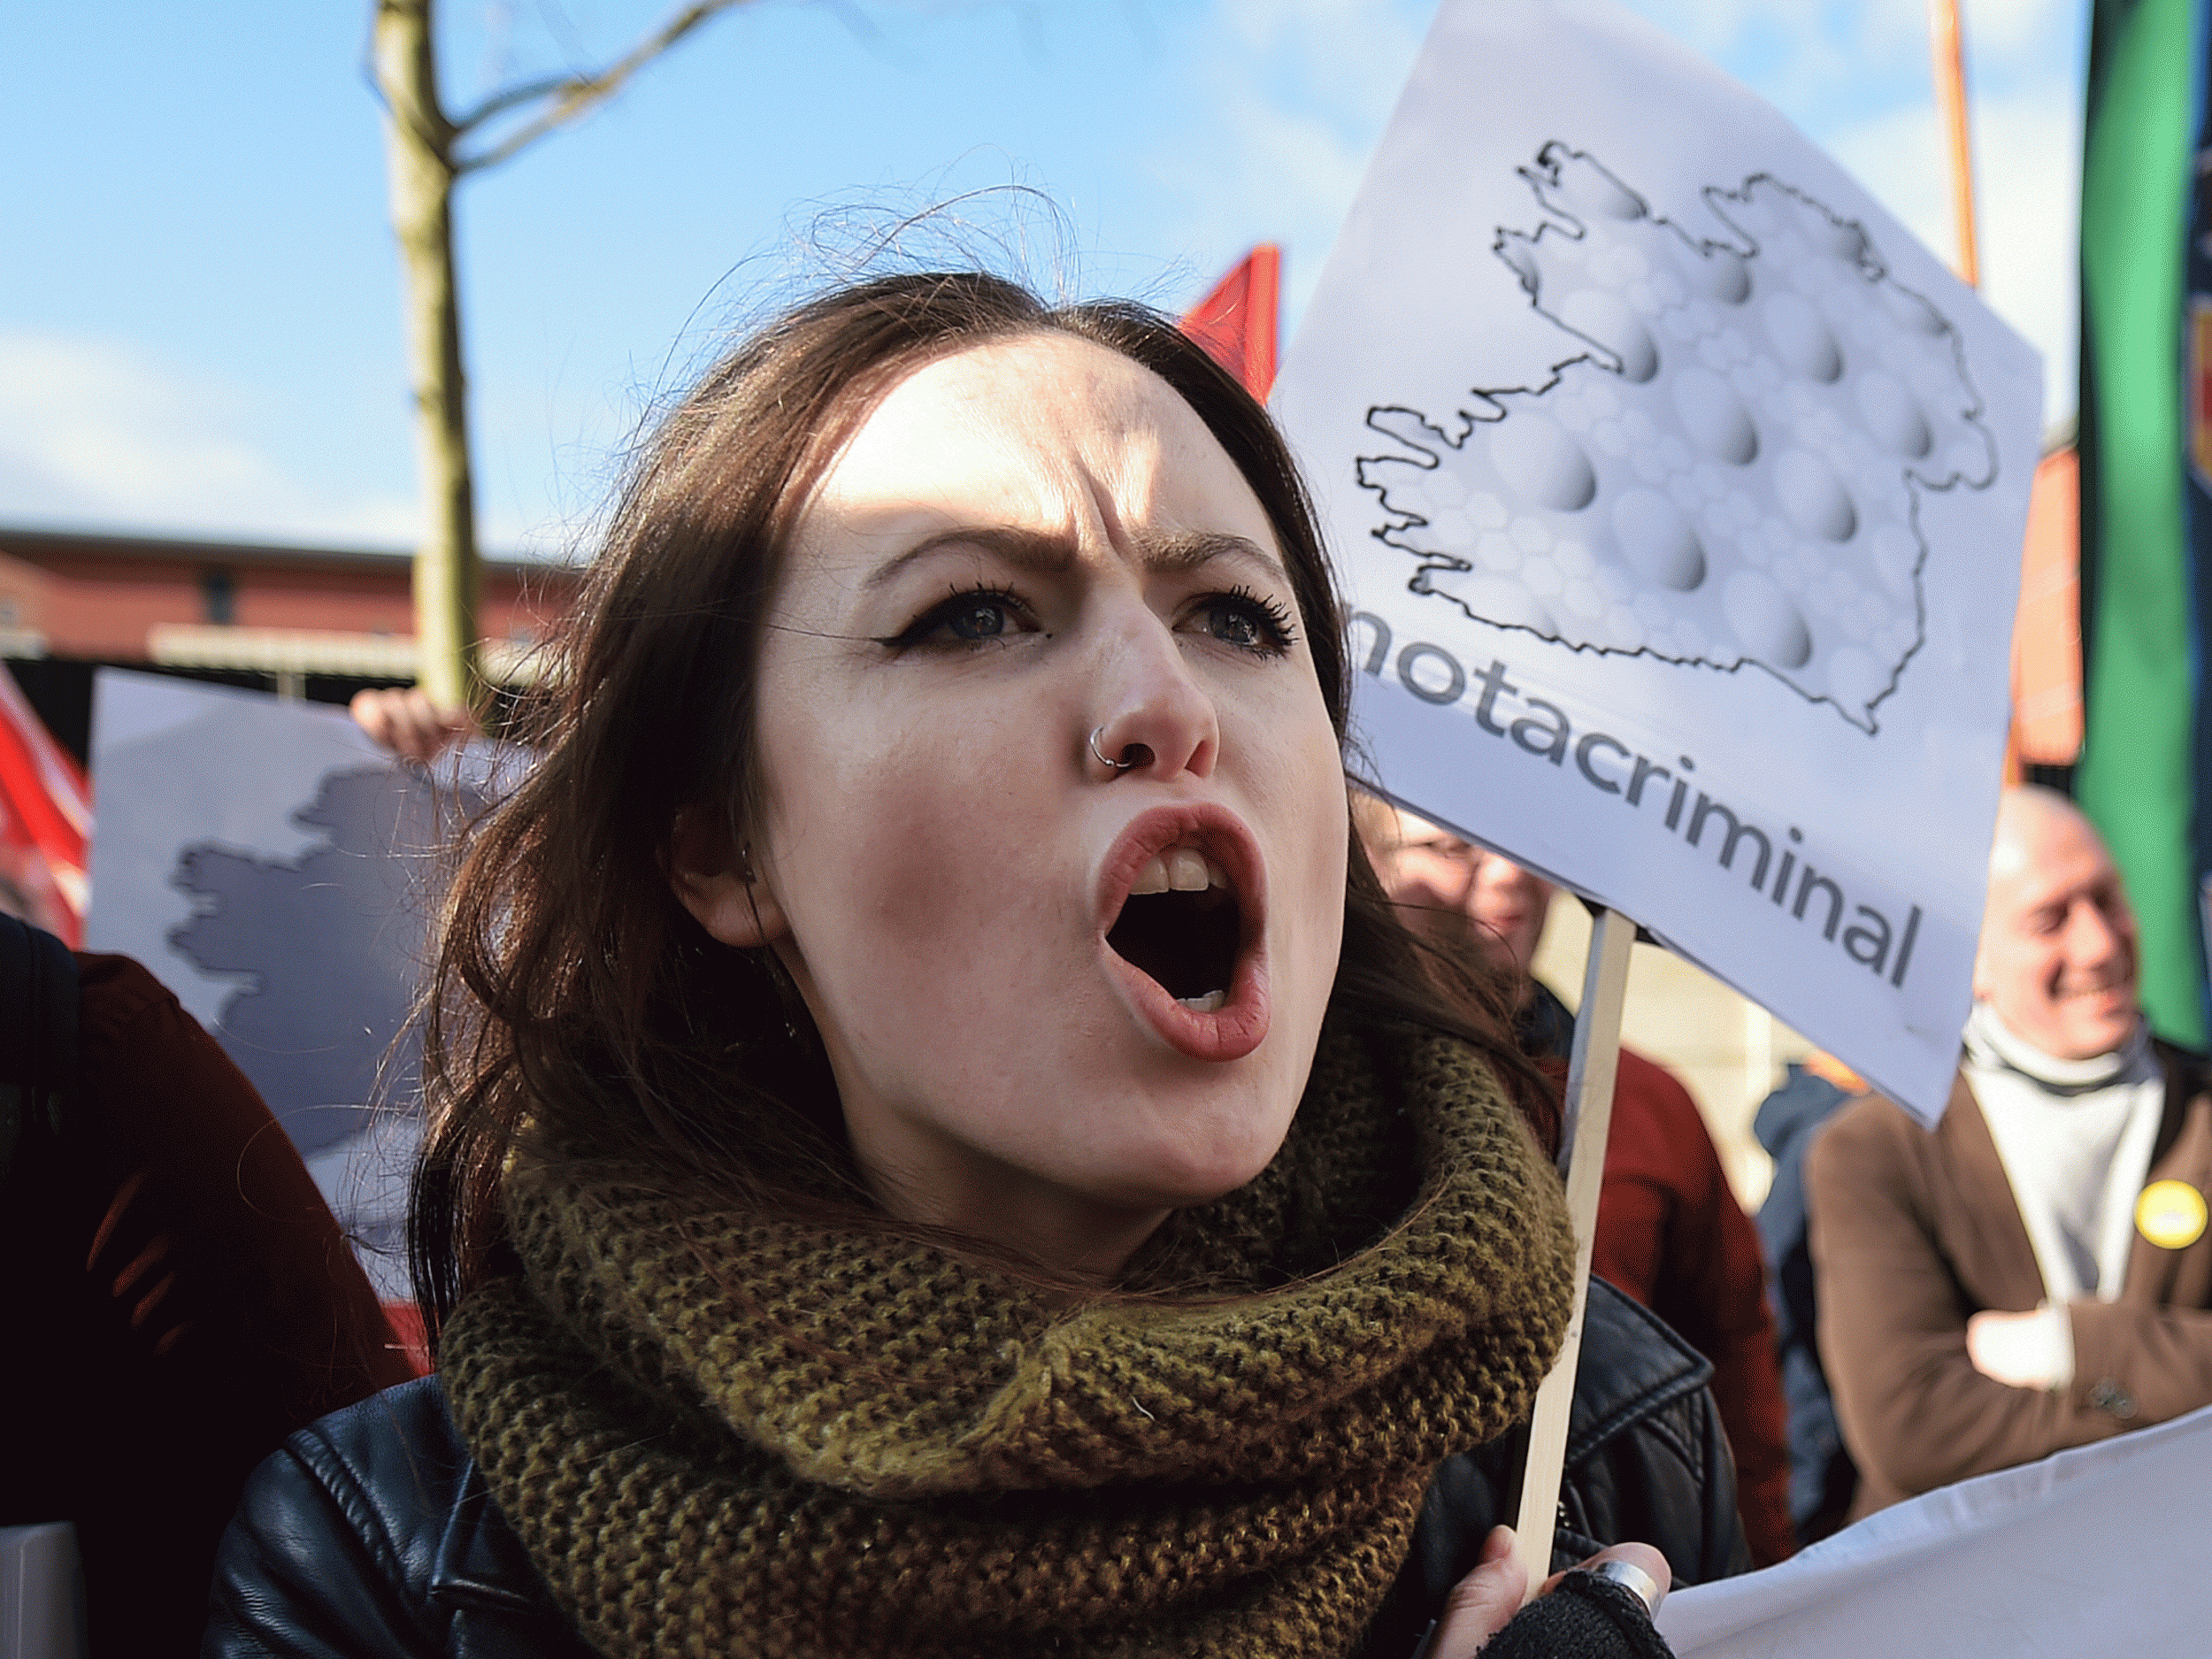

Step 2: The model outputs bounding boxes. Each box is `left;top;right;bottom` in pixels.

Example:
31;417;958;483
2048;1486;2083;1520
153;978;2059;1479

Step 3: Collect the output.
667;808;787;948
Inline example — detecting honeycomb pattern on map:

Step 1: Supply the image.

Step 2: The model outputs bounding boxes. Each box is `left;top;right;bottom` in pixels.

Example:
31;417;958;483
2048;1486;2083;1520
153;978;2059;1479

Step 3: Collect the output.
1357;144;1997;731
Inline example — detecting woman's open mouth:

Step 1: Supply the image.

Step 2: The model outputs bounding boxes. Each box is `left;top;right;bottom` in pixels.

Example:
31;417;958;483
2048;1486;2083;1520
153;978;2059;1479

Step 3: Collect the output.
1108;848;1241;1011
1098;808;1270;1062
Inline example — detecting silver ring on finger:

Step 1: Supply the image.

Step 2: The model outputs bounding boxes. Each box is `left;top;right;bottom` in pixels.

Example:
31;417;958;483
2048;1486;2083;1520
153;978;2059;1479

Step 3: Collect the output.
1587;1559;1663;1618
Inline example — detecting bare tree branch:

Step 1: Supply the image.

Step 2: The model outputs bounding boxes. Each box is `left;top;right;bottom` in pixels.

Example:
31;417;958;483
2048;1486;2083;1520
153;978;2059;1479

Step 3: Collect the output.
453;0;760;174
449;71;575;134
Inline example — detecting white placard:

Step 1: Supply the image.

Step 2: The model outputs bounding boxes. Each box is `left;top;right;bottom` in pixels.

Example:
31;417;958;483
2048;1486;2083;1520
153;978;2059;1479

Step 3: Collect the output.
86;670;502;1298
1271;0;2042;1122
1658;1400;2212;1656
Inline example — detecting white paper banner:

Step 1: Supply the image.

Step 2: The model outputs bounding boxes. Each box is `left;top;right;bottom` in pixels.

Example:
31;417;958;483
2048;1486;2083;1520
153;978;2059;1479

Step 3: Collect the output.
1271;0;2042;1123
1659;1401;2212;1655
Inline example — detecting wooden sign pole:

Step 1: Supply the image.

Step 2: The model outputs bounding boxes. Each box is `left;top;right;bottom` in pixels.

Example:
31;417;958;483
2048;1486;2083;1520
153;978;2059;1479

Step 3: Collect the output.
1511;904;1638;1598
1927;0;1980;288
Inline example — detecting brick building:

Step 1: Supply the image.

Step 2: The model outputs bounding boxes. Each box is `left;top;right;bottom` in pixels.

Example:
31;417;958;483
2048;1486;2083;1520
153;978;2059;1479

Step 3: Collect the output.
0;526;580;760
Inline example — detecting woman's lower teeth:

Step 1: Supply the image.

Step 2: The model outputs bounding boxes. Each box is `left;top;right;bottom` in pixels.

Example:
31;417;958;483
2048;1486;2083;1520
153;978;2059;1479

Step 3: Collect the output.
1178;989;1227;1012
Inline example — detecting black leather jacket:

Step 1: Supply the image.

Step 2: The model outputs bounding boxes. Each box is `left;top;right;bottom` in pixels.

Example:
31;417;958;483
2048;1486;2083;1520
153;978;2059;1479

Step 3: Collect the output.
1358;1278;1749;1657
204;1278;1743;1658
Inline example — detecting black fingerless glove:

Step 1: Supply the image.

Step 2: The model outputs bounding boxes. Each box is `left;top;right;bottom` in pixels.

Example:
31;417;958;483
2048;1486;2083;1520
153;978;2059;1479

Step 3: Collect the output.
1476;1571;1675;1659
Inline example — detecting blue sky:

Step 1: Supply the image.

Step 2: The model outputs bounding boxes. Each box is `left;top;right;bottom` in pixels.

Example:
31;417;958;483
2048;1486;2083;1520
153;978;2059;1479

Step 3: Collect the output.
0;0;2085;557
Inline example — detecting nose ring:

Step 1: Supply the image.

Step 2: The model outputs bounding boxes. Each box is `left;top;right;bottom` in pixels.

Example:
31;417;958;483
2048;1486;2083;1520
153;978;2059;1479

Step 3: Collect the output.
1088;726;1136;774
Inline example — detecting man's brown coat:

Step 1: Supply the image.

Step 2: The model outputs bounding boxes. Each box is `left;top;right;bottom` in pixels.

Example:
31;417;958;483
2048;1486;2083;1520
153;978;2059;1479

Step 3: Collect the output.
1806;1045;2212;1516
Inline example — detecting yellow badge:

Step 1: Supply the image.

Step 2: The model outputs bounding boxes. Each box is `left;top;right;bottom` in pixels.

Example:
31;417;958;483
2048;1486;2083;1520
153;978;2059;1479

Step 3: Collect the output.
2136;1180;2209;1251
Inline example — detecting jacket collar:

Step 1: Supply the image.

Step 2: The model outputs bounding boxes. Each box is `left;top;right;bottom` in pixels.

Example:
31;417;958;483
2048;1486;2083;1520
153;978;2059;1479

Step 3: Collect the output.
431;1451;566;1618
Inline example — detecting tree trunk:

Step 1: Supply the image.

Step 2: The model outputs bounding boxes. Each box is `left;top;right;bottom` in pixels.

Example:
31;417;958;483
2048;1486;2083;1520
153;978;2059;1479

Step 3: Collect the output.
373;0;480;711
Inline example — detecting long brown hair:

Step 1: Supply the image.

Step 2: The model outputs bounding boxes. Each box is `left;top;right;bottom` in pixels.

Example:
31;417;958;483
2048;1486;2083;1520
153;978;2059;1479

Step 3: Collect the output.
411;271;1555;1336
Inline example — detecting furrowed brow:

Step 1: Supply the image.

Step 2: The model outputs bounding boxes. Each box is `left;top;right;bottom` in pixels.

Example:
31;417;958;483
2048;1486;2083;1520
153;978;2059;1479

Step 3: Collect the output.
1140;530;1292;588
863;526;1289;590
863;526;1074;590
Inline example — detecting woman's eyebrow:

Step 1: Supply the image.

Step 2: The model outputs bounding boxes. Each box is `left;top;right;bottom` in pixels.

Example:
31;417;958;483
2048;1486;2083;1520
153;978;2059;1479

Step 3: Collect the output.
862;526;1071;589
1139;530;1292;588
863;526;1290;589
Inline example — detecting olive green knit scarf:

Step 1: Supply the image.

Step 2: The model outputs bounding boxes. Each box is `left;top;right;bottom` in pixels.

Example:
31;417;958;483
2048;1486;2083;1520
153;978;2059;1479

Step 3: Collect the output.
438;1024;1575;1659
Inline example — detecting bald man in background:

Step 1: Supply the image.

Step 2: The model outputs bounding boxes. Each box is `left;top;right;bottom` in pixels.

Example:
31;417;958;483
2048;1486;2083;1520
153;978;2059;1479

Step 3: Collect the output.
1808;787;2212;1517
1360;799;1795;1566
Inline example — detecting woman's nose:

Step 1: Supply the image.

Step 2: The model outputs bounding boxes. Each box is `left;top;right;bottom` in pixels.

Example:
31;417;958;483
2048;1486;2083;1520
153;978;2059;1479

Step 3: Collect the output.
1086;607;1219;782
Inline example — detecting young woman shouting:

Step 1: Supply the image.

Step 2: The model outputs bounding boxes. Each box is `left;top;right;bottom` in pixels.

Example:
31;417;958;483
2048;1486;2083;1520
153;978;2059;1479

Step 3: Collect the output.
206;272;1694;1659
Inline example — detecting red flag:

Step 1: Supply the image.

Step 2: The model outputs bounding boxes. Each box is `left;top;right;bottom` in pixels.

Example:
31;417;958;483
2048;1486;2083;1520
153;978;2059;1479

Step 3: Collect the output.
1180;245;1283;401
0;664;90;944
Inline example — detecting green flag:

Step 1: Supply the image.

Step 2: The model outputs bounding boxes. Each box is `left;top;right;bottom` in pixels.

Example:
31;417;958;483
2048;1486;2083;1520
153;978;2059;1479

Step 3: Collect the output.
2078;0;2206;1048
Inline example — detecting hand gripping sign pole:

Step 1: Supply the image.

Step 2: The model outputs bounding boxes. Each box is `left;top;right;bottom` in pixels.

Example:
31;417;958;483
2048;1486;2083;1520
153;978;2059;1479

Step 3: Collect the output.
1511;905;1637;1599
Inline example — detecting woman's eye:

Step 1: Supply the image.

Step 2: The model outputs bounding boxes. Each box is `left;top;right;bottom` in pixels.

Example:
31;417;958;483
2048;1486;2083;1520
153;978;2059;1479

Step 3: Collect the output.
1194;587;1297;656
879;588;1032;651
943;596;1010;640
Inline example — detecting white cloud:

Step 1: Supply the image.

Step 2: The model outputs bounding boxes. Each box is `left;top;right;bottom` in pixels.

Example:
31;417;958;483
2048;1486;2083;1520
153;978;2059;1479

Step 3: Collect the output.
1621;0;1920;101
1154;0;1432;318
0;334;420;546
1152;88;1369;299
1627;0;2075;86
1962;0;2085;71
1213;0;1435;116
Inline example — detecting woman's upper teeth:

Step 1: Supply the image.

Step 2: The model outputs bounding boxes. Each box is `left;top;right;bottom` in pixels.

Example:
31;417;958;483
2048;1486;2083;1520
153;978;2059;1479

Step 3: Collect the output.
1130;846;1229;895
